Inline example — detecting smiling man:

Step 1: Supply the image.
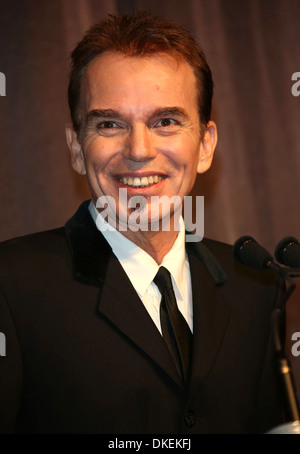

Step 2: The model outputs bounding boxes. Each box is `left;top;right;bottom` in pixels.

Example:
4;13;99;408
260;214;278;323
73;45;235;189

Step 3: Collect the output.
66;50;216;261
0;12;284;434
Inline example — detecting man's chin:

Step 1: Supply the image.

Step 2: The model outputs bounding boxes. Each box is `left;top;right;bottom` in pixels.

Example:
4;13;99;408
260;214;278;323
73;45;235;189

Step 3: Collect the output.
95;189;182;234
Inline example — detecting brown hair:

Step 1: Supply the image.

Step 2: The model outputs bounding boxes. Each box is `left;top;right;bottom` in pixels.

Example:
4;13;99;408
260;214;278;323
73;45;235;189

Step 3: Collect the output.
68;11;213;133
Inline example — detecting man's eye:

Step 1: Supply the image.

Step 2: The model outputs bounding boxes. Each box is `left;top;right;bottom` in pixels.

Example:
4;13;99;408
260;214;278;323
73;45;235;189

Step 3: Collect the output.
97;121;118;129
155;118;178;127
94;120;125;137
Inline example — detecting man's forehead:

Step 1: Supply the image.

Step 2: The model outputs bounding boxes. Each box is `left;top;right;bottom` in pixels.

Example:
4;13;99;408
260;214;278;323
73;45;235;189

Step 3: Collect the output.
80;51;198;115
85;50;187;72
82;51;195;91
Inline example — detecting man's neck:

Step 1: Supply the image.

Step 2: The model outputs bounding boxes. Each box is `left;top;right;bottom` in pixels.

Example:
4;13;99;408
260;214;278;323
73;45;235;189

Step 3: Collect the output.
118;229;178;265
89;201;181;264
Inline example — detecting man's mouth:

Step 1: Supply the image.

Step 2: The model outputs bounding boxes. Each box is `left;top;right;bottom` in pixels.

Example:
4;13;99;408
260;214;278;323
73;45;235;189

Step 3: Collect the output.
117;175;166;188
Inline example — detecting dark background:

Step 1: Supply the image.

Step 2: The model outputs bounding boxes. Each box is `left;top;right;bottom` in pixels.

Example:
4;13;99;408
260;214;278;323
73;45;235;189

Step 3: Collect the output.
1;0;300;412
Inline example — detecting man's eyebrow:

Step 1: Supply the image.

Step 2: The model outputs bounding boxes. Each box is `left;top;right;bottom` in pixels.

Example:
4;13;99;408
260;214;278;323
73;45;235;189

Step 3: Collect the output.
84;106;190;126
150;107;189;120
85;109;121;124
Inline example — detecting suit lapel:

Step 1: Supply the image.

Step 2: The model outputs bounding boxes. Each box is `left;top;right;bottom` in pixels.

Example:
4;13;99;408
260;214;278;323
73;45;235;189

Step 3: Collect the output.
186;241;231;390
98;252;183;388
65;201;182;388
65;200;112;285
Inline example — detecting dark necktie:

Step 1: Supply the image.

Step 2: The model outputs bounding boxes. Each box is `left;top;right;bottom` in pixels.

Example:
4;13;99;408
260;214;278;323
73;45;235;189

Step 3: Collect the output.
154;266;192;384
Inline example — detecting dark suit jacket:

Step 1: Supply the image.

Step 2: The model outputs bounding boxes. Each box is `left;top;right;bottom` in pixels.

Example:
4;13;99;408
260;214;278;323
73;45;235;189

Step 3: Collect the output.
0;201;284;434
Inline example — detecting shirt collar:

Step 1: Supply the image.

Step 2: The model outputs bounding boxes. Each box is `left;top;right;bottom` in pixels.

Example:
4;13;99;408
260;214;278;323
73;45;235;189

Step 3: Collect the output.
89;201;186;298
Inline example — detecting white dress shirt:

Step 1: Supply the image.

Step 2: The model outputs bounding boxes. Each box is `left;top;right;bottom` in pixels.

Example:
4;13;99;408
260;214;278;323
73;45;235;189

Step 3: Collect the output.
89;201;193;334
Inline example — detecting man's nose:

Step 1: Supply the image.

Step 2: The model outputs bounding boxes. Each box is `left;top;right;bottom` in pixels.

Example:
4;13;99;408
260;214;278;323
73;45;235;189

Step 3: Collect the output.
123;124;156;162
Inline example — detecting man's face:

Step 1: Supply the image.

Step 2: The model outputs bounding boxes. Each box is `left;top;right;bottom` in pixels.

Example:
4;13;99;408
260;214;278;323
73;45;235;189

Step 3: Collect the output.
66;51;217;228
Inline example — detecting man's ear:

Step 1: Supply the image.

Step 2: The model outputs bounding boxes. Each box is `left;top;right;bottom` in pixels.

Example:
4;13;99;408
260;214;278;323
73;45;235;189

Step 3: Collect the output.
65;124;86;175
197;121;218;174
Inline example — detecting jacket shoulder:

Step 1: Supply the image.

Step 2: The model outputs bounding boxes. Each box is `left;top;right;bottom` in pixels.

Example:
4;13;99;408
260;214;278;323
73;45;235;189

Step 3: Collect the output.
201;237;284;294
0;228;69;276
0;227;66;254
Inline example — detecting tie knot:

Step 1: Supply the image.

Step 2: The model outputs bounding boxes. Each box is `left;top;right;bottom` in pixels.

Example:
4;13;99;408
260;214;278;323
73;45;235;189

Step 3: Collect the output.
154;266;173;294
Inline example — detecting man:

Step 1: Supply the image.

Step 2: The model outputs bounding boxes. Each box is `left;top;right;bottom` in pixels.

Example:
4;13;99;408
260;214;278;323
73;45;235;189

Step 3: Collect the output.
0;12;284;434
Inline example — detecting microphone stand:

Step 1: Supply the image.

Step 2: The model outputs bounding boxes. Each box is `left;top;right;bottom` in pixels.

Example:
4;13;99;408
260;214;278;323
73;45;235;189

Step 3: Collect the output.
232;236;300;432
285;268;300;278
266;262;300;432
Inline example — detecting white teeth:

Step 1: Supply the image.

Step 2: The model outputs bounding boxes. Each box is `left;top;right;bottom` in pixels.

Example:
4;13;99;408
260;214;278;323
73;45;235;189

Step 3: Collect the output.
140;177;148;186
133;177;141;187
119;175;163;188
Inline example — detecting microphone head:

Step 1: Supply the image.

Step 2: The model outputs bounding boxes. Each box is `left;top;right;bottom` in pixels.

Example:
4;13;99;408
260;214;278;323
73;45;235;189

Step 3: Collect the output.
233;235;274;270
275;236;300;267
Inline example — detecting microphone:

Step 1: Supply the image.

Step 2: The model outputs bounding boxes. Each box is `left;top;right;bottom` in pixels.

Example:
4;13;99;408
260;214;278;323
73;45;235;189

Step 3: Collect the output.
233;235;300;424
275;237;300;268
233;235;278;271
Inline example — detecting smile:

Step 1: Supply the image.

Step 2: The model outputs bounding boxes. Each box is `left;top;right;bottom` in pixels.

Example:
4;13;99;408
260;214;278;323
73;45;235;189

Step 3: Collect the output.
118;175;166;188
